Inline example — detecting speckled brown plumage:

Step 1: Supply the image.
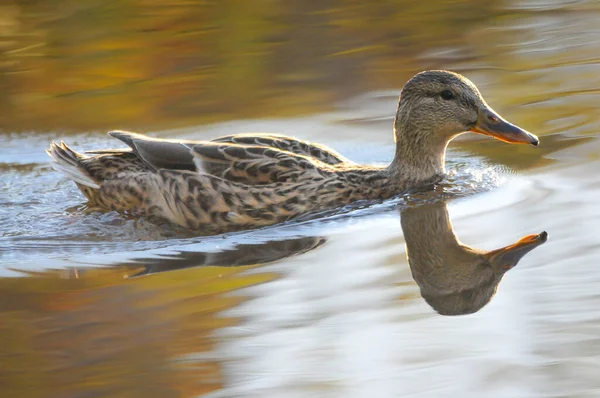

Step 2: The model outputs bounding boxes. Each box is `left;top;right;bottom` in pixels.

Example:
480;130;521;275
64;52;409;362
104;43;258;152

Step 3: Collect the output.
47;70;539;234
213;133;351;165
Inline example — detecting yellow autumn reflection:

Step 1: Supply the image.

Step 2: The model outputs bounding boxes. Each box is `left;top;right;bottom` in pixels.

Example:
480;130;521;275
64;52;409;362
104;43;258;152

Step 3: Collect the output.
0;264;277;398
0;235;326;397
1;0;497;131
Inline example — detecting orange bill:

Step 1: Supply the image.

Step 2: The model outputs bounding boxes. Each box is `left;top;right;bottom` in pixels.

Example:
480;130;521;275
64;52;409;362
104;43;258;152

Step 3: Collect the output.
470;106;539;146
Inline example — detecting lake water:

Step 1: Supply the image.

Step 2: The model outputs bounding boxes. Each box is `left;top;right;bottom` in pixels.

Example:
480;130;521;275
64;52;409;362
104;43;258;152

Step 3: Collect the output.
2;0;600;397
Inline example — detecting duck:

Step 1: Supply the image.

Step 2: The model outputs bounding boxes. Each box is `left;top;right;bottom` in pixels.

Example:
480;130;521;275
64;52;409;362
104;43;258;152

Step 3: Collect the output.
47;70;539;234
401;200;547;315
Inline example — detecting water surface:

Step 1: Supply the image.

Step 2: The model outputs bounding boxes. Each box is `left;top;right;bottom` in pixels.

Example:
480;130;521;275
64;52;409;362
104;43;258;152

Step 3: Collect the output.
2;0;600;397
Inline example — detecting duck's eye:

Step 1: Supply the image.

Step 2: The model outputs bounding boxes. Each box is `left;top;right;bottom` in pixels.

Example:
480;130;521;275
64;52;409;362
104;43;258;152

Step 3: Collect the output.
440;90;454;100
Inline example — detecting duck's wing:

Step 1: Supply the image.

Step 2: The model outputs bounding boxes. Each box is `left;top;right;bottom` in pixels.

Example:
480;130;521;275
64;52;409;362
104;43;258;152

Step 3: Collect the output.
212;133;351;165
108;130;198;172
109;130;331;185
109;131;350;171
190;142;326;184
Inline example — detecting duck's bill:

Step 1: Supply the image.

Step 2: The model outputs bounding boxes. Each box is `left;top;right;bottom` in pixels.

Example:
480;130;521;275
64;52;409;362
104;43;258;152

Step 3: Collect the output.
488;231;548;271
470;107;539;146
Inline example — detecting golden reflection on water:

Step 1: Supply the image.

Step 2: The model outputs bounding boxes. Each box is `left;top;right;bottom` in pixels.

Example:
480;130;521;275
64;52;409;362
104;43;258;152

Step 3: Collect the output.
0;236;327;397
0;0;498;131
0;264;277;398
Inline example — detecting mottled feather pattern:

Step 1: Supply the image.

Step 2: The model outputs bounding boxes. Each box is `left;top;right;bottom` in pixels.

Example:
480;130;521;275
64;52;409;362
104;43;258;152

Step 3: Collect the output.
47;131;395;234
146;165;395;233
190;142;329;185
213;133;351;165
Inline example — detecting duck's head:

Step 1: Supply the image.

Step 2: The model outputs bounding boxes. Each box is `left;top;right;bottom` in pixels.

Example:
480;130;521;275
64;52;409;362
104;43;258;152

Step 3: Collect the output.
394;70;539;147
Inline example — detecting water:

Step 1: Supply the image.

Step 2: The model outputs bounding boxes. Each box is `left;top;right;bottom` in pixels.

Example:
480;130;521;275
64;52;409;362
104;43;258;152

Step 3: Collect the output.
2;0;600;397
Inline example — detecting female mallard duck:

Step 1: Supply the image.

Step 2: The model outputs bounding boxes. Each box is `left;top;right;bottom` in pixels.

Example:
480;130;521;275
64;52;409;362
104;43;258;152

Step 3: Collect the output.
47;70;539;234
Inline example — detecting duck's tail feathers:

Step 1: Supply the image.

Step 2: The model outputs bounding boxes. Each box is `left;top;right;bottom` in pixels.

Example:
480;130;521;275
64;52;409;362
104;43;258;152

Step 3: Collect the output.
46;142;100;189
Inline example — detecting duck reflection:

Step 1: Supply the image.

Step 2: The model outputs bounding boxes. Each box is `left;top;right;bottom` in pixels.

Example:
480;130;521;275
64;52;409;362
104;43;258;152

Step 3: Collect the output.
125;235;326;277
401;201;547;316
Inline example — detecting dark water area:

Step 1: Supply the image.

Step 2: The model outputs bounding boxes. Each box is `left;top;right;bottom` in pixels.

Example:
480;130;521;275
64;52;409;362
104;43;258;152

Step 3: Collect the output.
2;0;600;397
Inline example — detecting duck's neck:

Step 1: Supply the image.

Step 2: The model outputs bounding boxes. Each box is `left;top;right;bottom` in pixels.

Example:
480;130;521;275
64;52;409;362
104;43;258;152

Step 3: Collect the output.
387;119;450;187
